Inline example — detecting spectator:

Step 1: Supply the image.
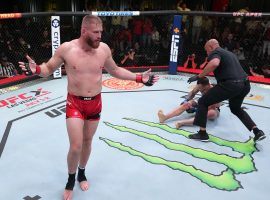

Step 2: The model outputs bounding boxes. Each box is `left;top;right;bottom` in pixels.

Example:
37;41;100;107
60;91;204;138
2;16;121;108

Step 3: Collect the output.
250;65;270;78
192;4;203;44
209;27;220;41
151;26;160;47
119;28;132;52
183;54;197;69
84;1;97;11
242;28;257;59
233;42;249;73
0;32;6;52
101;25;112;47
177;1;191;32
142;17;153;48
220;26;230;46
17;36;31;55
120;14;132;30
140;0;154;11
201;16;213;41
111;28;121;51
223;33;237;52
132;17;143;47
110;16;121;34
234;6;249;29
261;19;270;59
39;29;52;61
7;36;30;67
120;48;136;67
150;26;160;63
110;47;121;65
245;19;261;32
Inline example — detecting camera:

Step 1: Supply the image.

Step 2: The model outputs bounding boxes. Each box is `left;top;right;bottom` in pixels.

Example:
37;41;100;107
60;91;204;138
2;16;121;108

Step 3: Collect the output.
125;48;135;56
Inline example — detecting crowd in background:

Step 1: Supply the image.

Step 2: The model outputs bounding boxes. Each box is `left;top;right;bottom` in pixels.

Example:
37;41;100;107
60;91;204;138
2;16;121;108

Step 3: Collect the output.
0;0;270;79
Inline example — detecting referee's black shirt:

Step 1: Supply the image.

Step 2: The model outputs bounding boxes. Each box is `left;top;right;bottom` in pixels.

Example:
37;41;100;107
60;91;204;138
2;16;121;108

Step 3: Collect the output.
207;47;247;82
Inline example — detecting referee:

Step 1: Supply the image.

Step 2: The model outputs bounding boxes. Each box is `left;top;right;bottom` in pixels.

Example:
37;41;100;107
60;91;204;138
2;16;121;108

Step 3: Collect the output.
187;39;266;142
0;54;17;78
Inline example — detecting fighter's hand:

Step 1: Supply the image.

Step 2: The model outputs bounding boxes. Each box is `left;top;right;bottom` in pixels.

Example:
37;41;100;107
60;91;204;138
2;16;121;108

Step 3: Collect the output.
187;75;199;84
141;69;159;86
18;55;37;76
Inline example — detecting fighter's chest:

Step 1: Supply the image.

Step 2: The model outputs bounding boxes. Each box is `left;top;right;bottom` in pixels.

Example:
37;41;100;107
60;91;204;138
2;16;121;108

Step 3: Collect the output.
64;49;105;72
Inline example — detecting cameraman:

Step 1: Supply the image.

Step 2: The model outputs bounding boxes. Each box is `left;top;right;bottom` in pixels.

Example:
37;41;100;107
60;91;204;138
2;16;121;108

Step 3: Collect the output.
120;48;136;67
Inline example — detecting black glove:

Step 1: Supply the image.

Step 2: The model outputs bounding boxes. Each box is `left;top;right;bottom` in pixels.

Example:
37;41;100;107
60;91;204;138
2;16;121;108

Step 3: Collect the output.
187;75;199;84
24;63;33;76
143;75;154;86
186;107;197;113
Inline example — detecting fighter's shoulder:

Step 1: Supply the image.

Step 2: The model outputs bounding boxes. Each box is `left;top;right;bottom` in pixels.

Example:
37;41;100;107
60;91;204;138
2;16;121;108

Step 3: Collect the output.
99;42;110;50
99;42;111;54
55;40;78;55
54;40;71;53
60;40;77;49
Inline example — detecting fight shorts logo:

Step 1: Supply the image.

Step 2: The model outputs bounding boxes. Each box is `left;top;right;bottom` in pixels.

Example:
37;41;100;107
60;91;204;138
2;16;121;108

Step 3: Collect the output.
102;78;144;90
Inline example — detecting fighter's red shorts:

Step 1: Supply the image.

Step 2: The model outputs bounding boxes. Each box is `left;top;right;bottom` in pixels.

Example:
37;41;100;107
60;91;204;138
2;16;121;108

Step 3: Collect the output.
66;93;102;121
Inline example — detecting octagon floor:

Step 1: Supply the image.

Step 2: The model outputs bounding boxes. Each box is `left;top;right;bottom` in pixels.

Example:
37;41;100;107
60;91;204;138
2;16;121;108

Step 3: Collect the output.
0;74;269;200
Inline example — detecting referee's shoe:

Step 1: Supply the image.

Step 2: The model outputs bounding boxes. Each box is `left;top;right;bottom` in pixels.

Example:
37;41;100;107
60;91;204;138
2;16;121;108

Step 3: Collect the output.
254;130;266;142
188;130;209;142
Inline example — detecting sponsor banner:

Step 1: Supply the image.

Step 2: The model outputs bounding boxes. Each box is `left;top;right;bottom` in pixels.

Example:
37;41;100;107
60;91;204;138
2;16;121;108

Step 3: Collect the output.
92;11;140;16
162;75;184;82
51;16;62;79
0;13;22;19
0;87;63;113
169;15;182;75
232;12;262;17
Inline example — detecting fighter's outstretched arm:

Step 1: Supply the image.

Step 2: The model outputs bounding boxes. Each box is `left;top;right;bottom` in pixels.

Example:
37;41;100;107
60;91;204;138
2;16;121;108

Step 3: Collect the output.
18;44;66;77
104;46;159;86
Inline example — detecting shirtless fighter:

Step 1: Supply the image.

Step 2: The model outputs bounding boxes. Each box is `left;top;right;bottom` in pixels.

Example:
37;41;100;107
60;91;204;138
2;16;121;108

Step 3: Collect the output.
19;15;158;200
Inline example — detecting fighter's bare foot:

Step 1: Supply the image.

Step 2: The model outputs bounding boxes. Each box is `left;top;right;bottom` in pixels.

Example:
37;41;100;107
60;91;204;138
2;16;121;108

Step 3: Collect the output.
77;167;89;191
175;122;183;129
79;180;89;191
63;189;73;200
158;110;166;123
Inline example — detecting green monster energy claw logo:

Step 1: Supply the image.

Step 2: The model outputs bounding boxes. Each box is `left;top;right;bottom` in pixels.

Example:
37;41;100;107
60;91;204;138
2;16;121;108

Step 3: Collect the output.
100;118;259;191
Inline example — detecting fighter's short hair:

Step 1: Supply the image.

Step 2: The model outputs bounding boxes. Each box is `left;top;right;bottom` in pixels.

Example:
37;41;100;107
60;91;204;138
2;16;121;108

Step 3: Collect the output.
197;77;209;85
81;15;102;27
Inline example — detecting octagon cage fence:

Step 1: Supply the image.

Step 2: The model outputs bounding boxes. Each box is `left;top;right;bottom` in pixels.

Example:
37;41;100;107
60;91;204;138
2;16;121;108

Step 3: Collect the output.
0;10;270;87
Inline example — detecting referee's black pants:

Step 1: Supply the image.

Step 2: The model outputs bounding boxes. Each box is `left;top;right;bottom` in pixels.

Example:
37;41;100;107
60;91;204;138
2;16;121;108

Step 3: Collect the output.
193;79;256;131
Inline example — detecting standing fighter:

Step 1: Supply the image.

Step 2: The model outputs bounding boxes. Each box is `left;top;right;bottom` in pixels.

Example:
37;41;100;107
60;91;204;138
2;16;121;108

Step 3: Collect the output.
187;39;265;142
19;15;158;200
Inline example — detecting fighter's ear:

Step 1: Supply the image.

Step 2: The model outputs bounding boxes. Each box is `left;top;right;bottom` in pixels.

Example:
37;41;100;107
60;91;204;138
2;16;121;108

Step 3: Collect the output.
81;27;87;35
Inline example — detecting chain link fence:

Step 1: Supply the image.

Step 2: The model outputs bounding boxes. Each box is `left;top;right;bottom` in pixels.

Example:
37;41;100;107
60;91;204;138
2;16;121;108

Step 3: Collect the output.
0;12;269;80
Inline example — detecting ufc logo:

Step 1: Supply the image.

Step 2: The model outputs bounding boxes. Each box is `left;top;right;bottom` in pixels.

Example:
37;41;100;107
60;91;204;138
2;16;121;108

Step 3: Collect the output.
0;88;51;108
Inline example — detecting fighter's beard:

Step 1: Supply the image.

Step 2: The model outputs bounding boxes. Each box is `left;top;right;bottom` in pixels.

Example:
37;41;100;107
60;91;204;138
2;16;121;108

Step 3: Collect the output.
87;38;100;49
